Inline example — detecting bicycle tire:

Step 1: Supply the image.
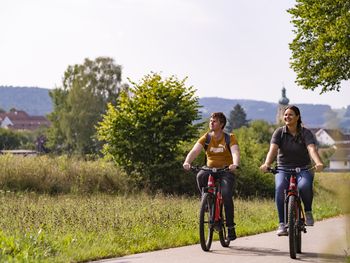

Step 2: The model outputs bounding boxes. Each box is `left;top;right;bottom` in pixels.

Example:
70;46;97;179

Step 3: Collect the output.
218;201;230;247
296;224;302;253
296;202;302;253
288;195;297;259
199;193;214;251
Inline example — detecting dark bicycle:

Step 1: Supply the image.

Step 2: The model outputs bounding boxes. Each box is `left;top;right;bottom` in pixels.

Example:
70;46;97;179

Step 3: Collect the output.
191;166;232;251
268;166;314;259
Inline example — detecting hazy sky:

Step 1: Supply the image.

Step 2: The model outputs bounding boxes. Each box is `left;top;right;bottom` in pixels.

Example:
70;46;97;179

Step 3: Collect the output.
1;0;349;109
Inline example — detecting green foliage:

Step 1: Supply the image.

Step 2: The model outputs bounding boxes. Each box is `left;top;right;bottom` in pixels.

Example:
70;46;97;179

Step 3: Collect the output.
319;147;336;168
234;120;275;197
97;73;201;192
0;155;129;194
226;104;249;132
288;0;350;92
0;129;22;149
47;57;125;155
0;128;33;150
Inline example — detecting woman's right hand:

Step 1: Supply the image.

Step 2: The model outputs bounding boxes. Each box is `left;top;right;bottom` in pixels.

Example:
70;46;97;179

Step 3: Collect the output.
183;162;191;171
314;163;324;172
259;163;270;172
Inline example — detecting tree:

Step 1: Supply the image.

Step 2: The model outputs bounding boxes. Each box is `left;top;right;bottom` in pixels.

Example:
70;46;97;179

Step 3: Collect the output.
47;57;125;154
288;0;350;93
97;73;201;192
233;120;275;197
226;104;249;132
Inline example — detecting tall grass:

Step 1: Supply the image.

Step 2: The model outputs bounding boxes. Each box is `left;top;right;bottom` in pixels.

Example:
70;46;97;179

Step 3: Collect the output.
0;172;349;262
0;155;349;262
0;155;129;194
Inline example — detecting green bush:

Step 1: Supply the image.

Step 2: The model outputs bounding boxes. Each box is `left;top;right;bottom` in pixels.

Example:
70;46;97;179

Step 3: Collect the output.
97;73;201;193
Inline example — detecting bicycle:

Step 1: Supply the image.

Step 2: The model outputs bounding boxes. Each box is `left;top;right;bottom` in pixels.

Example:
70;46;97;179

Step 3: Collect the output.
268;166;314;259
191;166;233;251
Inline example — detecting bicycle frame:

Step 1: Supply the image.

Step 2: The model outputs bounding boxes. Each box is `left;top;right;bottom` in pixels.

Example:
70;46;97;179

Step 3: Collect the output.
283;169;306;229
206;174;223;223
192;166;231;251
269;166;314;259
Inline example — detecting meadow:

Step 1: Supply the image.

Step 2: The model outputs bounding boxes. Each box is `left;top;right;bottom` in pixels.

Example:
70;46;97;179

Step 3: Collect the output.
0;155;349;262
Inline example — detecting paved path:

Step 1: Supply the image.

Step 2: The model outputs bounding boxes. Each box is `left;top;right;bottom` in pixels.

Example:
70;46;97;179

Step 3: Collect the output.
93;216;349;263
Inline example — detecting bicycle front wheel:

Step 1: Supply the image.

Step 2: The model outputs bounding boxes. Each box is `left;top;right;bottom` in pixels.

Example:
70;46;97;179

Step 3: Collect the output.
199;192;214;251
296;203;303;253
218;201;230;247
288;195;298;259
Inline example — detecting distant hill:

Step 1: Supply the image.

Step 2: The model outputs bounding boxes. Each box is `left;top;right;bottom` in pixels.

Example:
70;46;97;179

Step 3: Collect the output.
0;86;52;116
1;86;349;131
199;97;336;128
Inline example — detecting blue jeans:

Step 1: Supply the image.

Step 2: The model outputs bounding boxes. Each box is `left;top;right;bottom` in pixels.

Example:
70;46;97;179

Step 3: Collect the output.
275;169;314;223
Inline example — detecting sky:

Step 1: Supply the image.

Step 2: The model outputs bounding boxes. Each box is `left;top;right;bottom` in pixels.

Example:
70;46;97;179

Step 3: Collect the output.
0;0;349;109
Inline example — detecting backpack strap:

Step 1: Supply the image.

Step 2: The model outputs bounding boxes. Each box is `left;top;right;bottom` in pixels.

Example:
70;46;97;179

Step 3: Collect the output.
204;132;211;151
224;132;232;156
203;133;211;164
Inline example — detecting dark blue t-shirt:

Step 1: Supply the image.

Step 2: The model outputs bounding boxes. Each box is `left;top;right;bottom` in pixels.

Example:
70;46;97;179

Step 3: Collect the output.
271;126;316;167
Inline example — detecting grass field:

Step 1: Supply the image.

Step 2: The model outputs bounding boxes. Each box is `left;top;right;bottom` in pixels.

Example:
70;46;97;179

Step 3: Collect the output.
0;172;349;262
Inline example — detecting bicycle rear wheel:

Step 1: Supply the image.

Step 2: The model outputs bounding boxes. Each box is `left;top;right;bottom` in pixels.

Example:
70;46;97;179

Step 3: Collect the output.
218;201;230;247
288;195;297;259
199;193;214;251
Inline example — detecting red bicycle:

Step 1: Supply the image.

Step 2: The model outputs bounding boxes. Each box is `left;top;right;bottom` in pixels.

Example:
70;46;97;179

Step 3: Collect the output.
268;166;314;259
191;166;231;251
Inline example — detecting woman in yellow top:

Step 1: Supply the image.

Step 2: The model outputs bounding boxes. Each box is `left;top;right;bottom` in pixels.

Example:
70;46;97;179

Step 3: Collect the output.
183;112;240;240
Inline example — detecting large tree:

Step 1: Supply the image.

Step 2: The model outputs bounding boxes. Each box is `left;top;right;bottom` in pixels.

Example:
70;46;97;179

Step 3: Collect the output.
226;104;249;132
47;57;125;154
288;0;350;93
97;73;201;192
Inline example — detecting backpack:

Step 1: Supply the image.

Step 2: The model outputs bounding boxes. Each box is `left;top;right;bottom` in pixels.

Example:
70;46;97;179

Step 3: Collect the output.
203;132;232;164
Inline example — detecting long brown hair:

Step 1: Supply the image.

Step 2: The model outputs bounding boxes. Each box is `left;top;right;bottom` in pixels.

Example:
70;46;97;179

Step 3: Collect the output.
284;105;304;143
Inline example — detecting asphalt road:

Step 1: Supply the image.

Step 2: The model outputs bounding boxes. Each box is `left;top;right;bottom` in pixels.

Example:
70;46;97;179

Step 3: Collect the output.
93;216;349;263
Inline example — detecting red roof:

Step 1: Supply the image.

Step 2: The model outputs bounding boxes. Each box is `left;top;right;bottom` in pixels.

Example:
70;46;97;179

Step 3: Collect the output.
0;110;50;131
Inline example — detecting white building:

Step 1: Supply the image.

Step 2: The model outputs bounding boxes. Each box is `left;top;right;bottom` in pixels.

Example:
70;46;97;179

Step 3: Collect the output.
329;148;350;171
315;129;350;146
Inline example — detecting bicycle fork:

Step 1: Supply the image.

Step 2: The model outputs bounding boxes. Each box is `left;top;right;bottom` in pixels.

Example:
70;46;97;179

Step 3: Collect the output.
284;175;306;233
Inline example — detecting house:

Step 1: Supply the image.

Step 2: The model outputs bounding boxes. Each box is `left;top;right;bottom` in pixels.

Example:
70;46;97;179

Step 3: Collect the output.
328;147;350;171
0;110;50;131
309;128;350;171
314;129;350;147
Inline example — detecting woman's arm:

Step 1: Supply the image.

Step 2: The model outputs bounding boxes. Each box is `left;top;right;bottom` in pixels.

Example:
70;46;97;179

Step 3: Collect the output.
307;144;324;172
260;143;279;172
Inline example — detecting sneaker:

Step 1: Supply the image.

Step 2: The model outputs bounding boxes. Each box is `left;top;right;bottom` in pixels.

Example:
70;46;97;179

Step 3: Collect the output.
227;227;237;240
276;223;288;236
305;211;314;226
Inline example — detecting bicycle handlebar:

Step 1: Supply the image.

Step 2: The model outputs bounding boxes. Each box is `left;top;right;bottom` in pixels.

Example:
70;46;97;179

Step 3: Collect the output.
267;166;316;174
190;166;230;173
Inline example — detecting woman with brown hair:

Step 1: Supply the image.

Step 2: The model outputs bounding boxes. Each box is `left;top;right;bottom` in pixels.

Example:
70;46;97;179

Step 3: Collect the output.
260;105;324;236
